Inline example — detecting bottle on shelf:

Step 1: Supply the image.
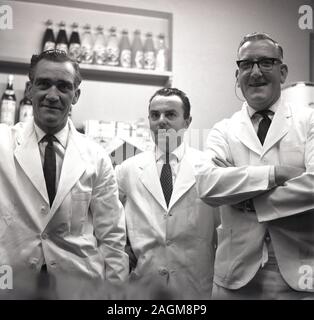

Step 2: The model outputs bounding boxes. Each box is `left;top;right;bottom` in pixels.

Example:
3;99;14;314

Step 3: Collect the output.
155;33;168;71
106;26;120;66
42;19;55;52
18;82;33;123
0;74;17;126
80;24;94;64
68;22;81;62
131;29;144;69
119;29;131;68
93;25;107;65
143;32;155;70
56;21;69;54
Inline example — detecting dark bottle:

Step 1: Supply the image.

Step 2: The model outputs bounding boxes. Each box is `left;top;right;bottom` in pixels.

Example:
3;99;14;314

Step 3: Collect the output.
56;21;68;54
19;82;33;123
69;22;81;62
42;19;55;52
0;74;17;126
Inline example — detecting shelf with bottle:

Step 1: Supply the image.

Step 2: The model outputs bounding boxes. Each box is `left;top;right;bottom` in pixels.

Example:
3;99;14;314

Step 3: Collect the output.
0;0;173;87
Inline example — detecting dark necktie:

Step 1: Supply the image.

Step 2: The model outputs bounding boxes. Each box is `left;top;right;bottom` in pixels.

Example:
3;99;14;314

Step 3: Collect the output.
43;134;56;206
160;158;173;207
256;110;273;145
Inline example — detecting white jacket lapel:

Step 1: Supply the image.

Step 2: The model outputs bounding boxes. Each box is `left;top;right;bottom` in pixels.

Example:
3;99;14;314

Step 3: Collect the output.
139;152;168;211
235;107;262;155
261;102;290;157
14;121;49;203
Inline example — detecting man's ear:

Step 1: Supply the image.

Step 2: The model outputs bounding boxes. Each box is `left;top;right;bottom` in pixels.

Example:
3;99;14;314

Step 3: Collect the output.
72;88;81;105
235;70;240;87
185;116;192;129
25;81;32;100
280;64;288;84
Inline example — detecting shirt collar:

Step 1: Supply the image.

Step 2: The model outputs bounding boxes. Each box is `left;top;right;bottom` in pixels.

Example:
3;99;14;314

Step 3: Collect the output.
155;142;185;163
246;97;281;119
34;121;69;148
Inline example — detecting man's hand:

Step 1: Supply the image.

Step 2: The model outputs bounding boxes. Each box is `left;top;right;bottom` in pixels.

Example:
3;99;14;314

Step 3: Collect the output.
274;165;305;186
212;157;234;168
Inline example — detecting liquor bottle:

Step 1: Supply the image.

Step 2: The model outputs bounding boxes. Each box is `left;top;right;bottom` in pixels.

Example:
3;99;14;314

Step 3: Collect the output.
155;33;168;71
56;21;68;53
68;22;81;62
106;26;120;66
80;24;94;64
93;25;107;65
0;75;17;126
119;29;131;68
143;32;155;70
42;19;55;52
131;29;143;69
18;82;33;123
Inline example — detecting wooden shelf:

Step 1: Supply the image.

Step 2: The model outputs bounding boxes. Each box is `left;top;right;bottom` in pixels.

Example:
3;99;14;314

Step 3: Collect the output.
0;57;172;86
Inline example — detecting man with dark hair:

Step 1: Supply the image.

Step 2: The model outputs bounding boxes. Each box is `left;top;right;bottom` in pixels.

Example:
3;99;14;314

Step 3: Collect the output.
206;32;314;299
0;49;128;297
115;87;299;299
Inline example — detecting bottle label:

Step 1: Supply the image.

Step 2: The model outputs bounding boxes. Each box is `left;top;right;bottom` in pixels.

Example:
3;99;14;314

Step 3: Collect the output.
1;100;16;126
43;41;55;51
69;43;81;61
134;51;143;69
107;47;120;66
120;49;131;68
144;51;155;70
156;49;167;71
56;43;68;54
4;89;14;95
19;104;33;123
94;47;107;65
80;45;93;64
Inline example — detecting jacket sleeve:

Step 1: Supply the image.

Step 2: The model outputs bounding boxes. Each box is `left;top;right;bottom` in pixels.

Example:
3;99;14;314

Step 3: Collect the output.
254;112;314;222
90;151;129;282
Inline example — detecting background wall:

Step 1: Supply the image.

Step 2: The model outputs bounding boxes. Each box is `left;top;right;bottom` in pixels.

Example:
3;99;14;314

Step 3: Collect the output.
0;0;312;149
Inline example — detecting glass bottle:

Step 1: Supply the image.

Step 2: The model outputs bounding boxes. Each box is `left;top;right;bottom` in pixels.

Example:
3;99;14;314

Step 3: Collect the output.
56;21;68;54
42;19;55;52
155;33;168;71
106;26;120;66
0;74;17;126
143;32;155;70
119;29;131;68
131;29;143;69
68;22;81;62
18;82;33;123
80;24;94;64
93;25;107;65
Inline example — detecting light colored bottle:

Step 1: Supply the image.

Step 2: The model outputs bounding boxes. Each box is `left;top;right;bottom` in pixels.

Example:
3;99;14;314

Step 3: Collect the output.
131;29;143;69
106;26;120;66
80;24;94;64
93;25;107;65
0;74;16;126
143;32;155;70
119;29;131;68
68;22;81;62
155;33;168;71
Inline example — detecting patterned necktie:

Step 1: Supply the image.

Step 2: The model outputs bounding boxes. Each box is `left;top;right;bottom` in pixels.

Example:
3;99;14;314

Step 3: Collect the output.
256;110;273;145
43;134;56;206
160;158;173;207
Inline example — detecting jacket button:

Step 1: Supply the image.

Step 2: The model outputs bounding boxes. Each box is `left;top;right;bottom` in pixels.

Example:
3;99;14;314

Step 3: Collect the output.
158;267;169;276
41;205;48;214
41;233;48;240
166;240;171;246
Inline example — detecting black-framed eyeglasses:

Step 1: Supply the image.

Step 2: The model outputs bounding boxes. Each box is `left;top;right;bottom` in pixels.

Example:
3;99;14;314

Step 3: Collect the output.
236;58;282;72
